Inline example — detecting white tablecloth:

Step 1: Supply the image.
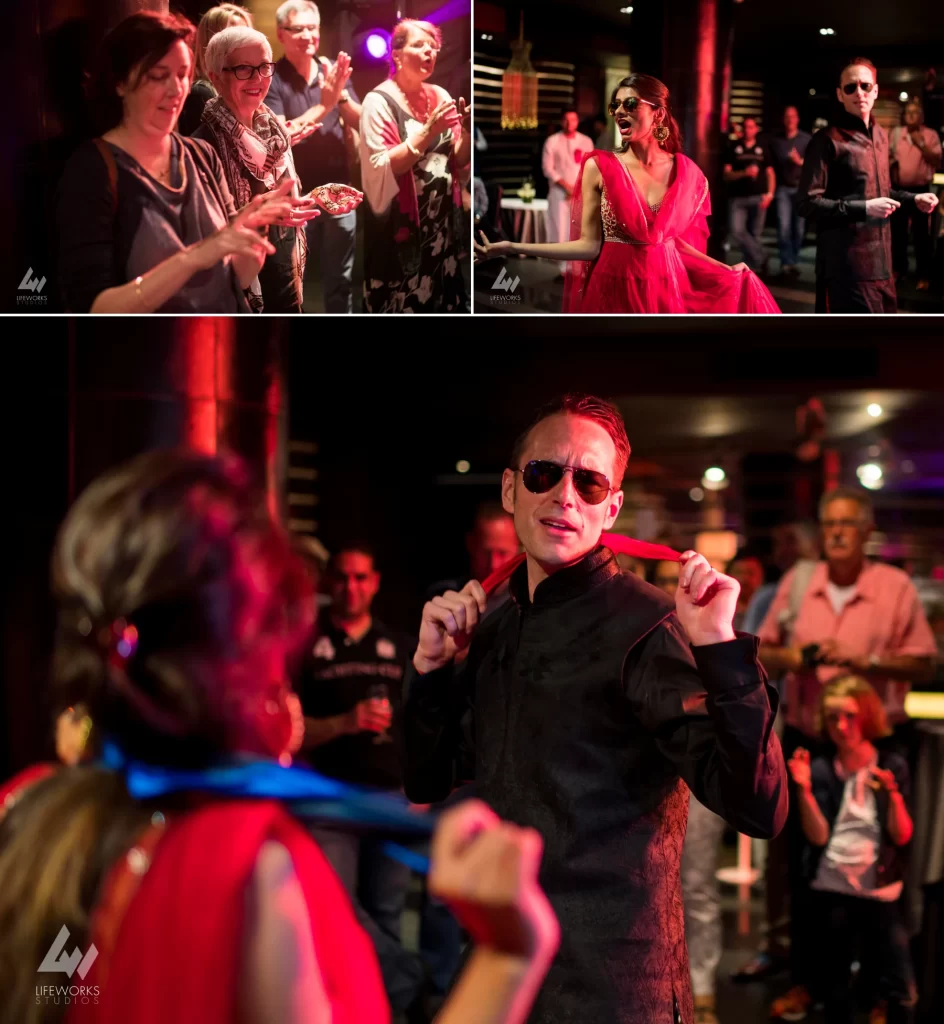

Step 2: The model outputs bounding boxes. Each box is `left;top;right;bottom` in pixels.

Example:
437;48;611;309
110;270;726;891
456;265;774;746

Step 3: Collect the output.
500;197;549;244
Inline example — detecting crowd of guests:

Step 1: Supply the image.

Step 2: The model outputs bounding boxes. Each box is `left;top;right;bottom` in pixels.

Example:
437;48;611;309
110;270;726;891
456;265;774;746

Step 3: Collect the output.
1;438;942;1023
475;58;943;314
719;62;943;312
635;497;940;1024
55;2;471;314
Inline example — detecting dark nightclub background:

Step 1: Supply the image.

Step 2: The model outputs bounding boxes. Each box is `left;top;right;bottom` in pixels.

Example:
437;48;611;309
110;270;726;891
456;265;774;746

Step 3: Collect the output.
473;0;944;312
10;0;471;313
3;320;944;779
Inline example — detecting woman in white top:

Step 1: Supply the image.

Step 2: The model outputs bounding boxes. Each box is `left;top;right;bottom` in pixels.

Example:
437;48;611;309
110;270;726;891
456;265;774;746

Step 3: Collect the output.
359;19;471;313
789;675;917;1024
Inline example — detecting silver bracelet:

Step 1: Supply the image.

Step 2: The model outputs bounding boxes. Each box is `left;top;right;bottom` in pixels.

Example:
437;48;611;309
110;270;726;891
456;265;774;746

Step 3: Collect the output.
406;137;423;158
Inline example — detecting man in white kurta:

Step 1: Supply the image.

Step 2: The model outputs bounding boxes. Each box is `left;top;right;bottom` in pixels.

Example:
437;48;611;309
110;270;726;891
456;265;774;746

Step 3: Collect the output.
542;110;594;274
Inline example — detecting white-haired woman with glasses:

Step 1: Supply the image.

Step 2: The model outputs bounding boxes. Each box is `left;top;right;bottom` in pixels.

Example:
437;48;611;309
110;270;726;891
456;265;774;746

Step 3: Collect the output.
192;25;329;312
360;19;471;313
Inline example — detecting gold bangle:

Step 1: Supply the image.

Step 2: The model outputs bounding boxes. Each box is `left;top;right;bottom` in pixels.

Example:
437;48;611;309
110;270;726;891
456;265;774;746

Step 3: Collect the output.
134;275;143;308
406;138;422;158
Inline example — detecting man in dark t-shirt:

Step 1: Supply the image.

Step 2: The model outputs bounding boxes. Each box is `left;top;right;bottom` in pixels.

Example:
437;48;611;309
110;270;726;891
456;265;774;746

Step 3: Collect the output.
723;117;776;272
265;1;361;312
296;540;423;1011
768;106;813;276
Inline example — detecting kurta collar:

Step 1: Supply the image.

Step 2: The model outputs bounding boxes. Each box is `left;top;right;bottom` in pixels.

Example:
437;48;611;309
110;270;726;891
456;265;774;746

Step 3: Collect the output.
836;108;875;137
510;544;620;610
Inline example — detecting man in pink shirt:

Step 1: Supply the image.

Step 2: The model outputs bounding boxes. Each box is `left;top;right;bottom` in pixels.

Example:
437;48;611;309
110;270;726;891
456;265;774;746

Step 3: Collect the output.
890;101;943;289
758;487;935;742
755;486;934;1022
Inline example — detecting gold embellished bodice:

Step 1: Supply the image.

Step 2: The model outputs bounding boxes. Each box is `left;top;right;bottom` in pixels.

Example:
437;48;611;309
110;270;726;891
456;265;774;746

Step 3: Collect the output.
600;185;649;245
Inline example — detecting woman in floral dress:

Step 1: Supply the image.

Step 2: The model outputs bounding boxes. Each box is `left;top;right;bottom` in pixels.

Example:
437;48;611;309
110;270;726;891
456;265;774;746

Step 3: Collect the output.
359;19;471;313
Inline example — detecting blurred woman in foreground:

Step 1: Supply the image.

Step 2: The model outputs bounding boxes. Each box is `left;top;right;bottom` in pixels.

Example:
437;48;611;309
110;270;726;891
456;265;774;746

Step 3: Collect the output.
0;450;558;1024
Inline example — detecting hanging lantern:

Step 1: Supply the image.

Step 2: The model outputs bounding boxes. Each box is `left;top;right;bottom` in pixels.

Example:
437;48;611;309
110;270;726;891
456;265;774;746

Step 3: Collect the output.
501;13;538;130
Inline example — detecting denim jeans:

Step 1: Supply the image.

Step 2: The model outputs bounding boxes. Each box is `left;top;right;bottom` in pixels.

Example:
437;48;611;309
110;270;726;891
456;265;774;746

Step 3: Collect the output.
305;209;357;313
311;825;424;1010
729;194;768;270
775;186;806;268
681;792;726;998
814;892;917;1024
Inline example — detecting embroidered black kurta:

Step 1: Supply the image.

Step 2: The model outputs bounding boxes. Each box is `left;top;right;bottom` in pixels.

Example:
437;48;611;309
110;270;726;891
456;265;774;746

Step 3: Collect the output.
797;111;918;283
402;546;788;1024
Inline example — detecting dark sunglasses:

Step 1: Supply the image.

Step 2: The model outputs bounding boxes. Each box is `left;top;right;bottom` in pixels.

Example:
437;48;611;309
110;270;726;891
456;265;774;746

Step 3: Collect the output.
607;96;657;116
224;62;277;80
842;81;875;95
517;460;613;505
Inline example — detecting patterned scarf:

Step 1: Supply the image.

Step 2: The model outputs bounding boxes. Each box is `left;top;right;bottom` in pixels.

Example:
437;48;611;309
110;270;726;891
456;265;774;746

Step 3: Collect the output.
200;96;307;310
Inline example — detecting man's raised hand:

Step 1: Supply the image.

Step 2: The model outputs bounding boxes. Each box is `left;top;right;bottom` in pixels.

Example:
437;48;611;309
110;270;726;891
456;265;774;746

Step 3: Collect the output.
414;580;488;674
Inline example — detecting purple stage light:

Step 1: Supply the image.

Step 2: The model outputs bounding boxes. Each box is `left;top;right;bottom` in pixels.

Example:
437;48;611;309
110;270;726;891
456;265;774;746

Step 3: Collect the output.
366;32;390;59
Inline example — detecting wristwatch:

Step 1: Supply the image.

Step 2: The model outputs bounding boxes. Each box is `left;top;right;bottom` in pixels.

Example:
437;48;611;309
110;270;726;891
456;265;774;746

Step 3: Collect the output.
868;652;881;670
339;89;351;105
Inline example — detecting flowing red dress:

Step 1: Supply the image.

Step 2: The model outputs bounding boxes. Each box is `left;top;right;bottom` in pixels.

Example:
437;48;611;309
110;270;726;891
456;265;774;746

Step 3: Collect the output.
562;150;780;313
68;800;389;1024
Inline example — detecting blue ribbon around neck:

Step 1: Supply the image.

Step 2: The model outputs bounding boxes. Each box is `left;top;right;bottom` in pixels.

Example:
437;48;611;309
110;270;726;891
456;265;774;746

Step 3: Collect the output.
100;741;432;874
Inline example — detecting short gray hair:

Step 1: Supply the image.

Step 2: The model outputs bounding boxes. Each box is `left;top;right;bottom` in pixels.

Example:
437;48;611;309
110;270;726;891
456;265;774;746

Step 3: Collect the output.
276;0;320;29
819;487;874;524
204;25;273;77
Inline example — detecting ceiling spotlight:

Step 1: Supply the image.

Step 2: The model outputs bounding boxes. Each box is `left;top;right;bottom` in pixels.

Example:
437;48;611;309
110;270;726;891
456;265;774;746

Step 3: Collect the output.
701;467;729;491
620;5;634;12
899;91;909;102
456;459;471;474
867;403;883;418
689;487;705;502
809;88;816;96
365;32;390;59
819;27;835;36
856;463;884;489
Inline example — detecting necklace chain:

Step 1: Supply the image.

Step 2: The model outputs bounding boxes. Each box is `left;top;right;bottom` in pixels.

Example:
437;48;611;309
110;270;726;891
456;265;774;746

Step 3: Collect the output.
396;80;429;122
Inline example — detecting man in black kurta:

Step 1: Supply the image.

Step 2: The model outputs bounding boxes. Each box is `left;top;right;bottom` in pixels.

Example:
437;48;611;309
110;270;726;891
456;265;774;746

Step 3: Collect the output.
402;395;788;1024
797;58;939;314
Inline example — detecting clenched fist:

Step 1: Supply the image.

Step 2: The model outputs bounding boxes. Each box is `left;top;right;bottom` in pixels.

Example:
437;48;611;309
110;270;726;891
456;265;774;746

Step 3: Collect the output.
788;747;812;792
414;580;488;674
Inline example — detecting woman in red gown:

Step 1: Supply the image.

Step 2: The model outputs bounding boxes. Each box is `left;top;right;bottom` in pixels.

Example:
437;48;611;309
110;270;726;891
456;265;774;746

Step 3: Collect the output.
0;450;558;1024
475;74;780;314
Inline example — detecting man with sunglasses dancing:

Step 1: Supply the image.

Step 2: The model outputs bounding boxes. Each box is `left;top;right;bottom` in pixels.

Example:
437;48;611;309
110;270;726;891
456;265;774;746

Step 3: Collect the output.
797;58;939;313
402;393;788;1024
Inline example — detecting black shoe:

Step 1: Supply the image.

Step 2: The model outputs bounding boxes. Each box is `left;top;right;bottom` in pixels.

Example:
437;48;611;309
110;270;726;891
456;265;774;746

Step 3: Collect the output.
731;950;790;983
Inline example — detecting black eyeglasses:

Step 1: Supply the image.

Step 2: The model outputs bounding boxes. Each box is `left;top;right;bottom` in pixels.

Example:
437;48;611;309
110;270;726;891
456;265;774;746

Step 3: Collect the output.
223;62;277;80
842;81;875;95
516;460;613;505
284;24;319;36
607;96;657;116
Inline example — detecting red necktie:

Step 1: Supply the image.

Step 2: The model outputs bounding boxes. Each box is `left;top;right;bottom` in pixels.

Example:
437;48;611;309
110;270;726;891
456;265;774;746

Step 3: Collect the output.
481;533;681;596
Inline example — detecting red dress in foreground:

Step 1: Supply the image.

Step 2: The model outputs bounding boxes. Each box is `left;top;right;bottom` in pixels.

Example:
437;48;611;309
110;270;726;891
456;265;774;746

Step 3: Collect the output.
562;150;780;313
69;800;388;1024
